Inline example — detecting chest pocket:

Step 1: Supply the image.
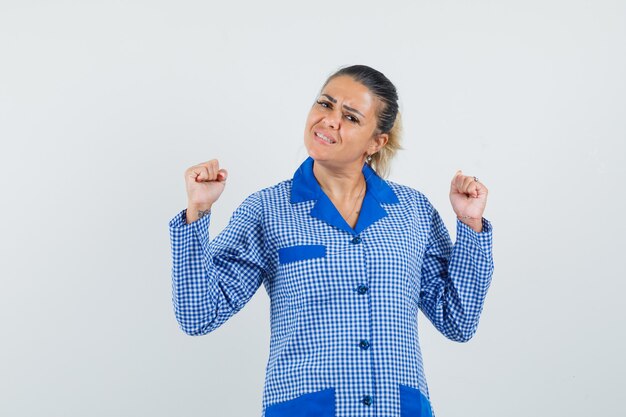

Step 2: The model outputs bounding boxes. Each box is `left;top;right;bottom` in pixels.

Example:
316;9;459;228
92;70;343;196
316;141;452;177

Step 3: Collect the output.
278;244;326;264
275;244;329;306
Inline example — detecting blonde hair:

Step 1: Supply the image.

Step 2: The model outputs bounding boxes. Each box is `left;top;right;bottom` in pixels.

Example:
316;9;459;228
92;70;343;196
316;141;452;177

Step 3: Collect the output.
369;111;402;178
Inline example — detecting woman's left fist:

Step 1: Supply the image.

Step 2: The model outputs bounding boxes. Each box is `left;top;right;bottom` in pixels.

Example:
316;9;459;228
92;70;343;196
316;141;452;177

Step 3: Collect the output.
449;170;488;230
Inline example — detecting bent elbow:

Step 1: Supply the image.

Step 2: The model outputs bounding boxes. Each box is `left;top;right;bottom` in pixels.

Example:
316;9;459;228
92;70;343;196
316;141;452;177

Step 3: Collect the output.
444;322;478;343
175;310;219;336
453;330;475;343
179;323;211;336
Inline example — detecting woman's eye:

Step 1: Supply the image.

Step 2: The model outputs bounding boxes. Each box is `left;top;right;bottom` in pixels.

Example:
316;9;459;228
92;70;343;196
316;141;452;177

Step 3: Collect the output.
316;100;359;124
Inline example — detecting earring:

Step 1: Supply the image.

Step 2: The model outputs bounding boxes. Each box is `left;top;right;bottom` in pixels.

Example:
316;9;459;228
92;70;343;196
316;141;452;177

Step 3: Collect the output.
366;154;372;163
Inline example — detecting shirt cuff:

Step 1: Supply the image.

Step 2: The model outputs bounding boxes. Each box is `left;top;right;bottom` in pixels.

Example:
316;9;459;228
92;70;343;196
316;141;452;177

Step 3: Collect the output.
169;209;212;255
456;217;493;255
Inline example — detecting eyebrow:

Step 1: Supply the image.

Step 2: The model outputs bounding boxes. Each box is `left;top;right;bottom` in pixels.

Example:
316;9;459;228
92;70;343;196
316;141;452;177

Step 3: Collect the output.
321;94;365;118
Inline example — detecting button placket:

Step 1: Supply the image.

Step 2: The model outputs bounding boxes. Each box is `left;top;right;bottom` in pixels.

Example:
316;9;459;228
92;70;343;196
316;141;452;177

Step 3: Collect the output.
349;232;374;410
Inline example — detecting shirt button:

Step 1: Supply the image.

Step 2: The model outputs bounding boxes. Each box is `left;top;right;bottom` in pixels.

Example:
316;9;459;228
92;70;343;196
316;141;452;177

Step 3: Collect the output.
359;339;370;350
362;395;373;406
351;236;362;244
357;284;369;294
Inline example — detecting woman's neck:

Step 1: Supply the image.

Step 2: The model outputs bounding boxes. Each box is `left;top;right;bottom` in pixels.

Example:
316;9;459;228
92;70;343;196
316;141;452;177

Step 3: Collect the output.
312;159;365;200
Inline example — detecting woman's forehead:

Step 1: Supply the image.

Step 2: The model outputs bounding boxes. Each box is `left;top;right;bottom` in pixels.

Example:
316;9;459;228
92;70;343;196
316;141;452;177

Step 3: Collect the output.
321;76;378;114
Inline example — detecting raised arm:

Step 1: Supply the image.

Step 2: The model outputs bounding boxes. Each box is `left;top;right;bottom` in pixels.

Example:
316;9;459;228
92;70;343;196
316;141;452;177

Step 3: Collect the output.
418;210;494;342
168;159;270;335
418;170;494;342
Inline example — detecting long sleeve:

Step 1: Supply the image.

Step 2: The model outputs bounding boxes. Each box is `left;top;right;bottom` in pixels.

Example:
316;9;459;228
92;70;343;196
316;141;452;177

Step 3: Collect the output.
418;208;494;342
168;192;270;336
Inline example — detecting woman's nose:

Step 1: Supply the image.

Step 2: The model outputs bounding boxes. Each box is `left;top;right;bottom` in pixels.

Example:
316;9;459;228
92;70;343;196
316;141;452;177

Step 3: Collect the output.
324;110;341;129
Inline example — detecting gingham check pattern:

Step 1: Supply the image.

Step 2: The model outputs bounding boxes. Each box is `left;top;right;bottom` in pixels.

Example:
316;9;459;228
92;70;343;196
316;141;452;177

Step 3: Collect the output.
169;157;494;417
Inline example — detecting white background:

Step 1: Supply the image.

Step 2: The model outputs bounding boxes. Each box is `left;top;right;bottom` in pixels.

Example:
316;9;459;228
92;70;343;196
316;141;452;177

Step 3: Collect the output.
1;1;624;416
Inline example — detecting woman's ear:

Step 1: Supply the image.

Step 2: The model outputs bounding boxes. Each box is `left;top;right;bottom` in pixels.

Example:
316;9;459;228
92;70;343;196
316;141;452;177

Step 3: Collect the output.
370;132;389;154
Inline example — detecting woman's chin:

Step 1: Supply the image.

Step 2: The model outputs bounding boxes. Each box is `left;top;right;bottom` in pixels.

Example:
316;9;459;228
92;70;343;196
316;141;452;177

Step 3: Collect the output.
305;147;326;161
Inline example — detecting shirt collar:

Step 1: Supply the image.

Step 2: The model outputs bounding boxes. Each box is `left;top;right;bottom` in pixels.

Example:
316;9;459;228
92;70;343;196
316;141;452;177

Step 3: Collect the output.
290;157;399;235
290;157;399;204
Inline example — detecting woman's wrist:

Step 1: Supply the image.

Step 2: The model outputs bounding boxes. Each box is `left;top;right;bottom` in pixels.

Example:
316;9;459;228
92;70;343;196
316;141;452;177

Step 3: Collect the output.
185;203;213;224
457;216;483;233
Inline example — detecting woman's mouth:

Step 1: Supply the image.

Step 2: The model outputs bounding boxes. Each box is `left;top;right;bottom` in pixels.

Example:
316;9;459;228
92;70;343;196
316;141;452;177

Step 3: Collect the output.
314;131;337;144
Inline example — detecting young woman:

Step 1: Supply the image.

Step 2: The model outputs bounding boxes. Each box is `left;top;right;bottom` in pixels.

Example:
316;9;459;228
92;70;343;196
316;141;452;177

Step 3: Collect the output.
169;65;494;417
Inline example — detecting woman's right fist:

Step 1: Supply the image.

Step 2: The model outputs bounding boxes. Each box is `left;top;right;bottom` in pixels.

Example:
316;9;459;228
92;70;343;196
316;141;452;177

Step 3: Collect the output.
184;159;228;222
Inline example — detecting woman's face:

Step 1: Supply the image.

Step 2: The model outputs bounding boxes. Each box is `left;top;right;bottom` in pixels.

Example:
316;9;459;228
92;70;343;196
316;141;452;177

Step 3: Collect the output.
304;75;387;169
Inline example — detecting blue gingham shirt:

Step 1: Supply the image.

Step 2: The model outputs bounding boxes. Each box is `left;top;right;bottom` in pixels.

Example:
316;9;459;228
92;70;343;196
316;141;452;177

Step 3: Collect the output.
169;157;494;417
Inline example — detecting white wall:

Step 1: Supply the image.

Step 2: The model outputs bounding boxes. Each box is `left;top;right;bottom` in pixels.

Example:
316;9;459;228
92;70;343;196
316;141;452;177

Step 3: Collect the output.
1;1;624;416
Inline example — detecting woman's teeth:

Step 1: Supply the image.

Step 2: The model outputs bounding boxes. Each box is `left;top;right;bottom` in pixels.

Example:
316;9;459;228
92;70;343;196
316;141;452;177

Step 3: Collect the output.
316;132;335;144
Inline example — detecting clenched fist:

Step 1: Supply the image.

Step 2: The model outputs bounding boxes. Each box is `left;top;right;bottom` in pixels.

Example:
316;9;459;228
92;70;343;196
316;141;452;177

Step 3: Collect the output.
449;170;488;232
184;159;228;224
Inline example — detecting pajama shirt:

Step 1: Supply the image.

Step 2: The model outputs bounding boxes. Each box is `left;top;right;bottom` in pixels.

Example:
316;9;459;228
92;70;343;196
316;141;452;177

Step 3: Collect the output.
169;156;494;417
